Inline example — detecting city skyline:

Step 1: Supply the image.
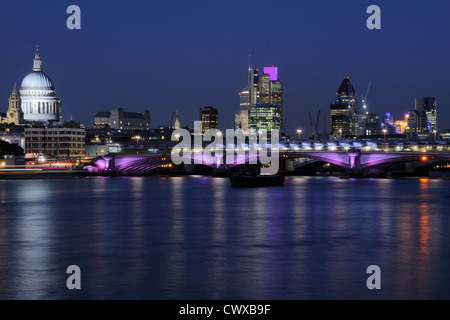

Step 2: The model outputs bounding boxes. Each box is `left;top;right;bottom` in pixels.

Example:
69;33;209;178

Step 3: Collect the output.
0;1;449;138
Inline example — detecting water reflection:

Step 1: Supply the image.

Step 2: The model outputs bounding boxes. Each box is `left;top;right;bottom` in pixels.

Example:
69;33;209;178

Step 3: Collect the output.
0;177;448;299
12;182;57;299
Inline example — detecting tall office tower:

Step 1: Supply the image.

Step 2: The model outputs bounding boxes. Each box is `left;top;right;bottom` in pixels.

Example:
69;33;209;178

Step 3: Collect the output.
235;88;250;131
239;87;249;109
247;67;259;110
415;97;437;132
249;103;281;138
259;66;283;131
200;106;219;132
330;77;359;137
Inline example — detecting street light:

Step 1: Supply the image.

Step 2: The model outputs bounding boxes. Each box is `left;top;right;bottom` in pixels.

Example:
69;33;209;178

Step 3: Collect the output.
135;135;141;154
339;129;342;141
383;129;387;142
434;130;437;143
297;129;302;141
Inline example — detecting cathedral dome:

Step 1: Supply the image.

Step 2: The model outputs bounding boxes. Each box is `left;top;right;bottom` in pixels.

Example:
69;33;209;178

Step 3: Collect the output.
21;72;54;91
19;46;62;123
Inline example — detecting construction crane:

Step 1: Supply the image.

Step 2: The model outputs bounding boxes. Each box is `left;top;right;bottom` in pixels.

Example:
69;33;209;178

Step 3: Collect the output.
361;81;372;113
308;109;321;140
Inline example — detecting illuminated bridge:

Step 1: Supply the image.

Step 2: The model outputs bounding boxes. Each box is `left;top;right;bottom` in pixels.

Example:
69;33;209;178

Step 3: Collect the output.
84;142;450;177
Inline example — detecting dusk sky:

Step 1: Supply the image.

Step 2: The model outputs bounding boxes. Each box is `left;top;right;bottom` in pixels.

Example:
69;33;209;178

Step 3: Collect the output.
1;0;449;138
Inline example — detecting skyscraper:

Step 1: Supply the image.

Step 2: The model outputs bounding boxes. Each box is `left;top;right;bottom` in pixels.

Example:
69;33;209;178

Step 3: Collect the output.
247;67;259;110
259;67;283;130
415;97;437;132
330;77;359;137
200;106;219;132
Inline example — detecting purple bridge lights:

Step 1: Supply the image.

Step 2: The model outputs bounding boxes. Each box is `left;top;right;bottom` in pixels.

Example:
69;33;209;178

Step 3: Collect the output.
84;150;450;177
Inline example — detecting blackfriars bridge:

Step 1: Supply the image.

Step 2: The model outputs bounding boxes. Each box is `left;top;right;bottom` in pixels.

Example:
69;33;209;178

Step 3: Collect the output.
84;144;450;177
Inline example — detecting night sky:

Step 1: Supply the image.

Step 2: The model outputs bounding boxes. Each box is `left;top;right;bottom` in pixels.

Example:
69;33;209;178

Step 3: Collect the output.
1;0;449;138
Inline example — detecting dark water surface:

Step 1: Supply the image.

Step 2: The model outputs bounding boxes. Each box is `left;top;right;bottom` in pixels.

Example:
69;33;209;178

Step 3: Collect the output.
0;176;449;299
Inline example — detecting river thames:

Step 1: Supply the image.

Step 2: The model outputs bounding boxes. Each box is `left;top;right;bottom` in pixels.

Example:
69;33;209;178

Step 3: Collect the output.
0;175;449;299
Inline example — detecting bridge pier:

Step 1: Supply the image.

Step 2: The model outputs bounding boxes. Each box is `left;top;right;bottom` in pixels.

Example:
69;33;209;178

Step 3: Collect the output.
345;151;362;177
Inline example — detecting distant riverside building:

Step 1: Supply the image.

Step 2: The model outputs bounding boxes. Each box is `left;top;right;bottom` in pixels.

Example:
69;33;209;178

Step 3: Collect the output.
405;109;429;137
0;126;25;148
330;77;359;137
24;122;85;158
356;113;381;137
94;107;150;132
249;103;281;136
200;106;218;132
415;97;437;132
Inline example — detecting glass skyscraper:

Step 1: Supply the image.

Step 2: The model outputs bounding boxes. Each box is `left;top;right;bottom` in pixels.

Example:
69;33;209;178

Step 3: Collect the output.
330;77;359;137
415;97;437;132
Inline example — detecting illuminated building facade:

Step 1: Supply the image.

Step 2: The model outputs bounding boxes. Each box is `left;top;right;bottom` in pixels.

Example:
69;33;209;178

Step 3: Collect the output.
405;109;429;137
330;77;359;137
249;103;281;136
259;67;283;131
200;106;219;132
24;123;85;158
94;108;150;132
415;97;437;132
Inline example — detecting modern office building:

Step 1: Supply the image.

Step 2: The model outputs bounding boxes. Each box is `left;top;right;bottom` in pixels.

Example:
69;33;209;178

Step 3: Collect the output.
259;67;283;131
415;97;437;132
405;109;429;137
247;67;259;110
234;64;284;136
200;106;219;132
239;87;249;110
330;77;359;137
357;113;381;137
249;103;281;137
24;122;85;158
94;108;150;132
